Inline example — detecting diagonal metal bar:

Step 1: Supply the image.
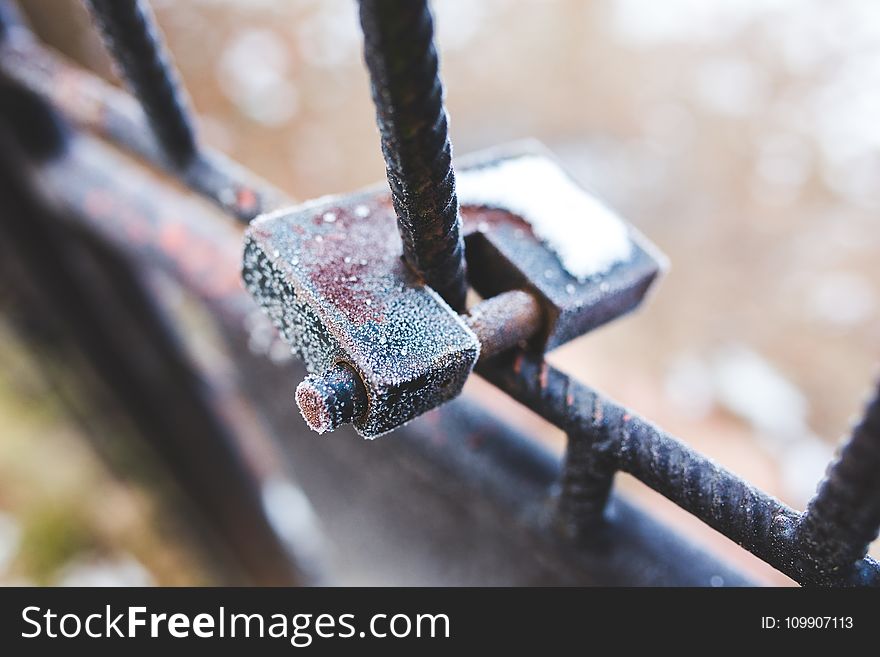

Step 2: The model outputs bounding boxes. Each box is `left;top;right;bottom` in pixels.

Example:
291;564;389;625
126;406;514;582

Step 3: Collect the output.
478;351;880;586
85;0;197;167
0;36;285;221
358;0;468;311
798;383;880;575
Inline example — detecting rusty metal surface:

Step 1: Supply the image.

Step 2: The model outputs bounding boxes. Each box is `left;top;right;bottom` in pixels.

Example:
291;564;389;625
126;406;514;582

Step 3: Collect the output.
296;362;368;434
243;192;480;438
28;111;875;586
464;290;543;363
358;0;468;311
285;289;544;435
242;144;664;437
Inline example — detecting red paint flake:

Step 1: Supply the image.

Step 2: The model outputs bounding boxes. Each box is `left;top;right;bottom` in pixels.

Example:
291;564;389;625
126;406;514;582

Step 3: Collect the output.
236;187;258;214
301;199;400;325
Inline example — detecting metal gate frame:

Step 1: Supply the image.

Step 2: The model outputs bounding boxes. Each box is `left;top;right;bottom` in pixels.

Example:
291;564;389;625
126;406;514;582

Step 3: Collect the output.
1;1;878;586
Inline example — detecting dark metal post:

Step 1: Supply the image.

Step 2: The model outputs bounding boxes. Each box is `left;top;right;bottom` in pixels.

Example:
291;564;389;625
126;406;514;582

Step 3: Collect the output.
358;0;468;311
86;0;197;166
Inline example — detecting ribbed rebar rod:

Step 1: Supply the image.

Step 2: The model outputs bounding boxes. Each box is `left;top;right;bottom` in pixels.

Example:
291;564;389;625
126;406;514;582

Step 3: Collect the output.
358;0;468;311
478;351;880;586
798;383;880;573
86;0;197;166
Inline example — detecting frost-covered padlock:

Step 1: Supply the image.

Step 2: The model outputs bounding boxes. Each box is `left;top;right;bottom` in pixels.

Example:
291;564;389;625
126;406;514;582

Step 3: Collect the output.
242;141;665;437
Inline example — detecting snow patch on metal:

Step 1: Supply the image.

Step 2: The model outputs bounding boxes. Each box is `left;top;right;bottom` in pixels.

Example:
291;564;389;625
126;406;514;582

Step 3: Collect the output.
457;154;633;281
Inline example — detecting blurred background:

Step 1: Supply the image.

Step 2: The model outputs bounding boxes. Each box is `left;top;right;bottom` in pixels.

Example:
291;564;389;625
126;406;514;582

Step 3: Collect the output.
1;0;878;585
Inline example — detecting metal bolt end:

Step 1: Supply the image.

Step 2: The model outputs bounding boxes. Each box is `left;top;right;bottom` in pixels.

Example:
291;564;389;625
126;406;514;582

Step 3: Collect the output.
295;363;368;434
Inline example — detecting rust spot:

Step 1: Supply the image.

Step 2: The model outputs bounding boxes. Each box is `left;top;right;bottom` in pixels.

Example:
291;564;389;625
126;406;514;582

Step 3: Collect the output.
295;382;332;434
302;198;399;325
460;206;532;235
236;187;258;214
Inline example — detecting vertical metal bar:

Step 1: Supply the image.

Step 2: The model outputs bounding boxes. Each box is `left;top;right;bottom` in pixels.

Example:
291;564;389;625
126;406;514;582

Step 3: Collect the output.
557;429;615;540
477;354;615;534
358;0;468;311
86;0;197;166
798;383;880;573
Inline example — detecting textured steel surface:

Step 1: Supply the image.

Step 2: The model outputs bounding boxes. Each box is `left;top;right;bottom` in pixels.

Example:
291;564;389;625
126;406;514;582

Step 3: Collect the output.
358;0;468;311
798;386;880;573
288;290;544;435
242;143;663;437
243;193;479;438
